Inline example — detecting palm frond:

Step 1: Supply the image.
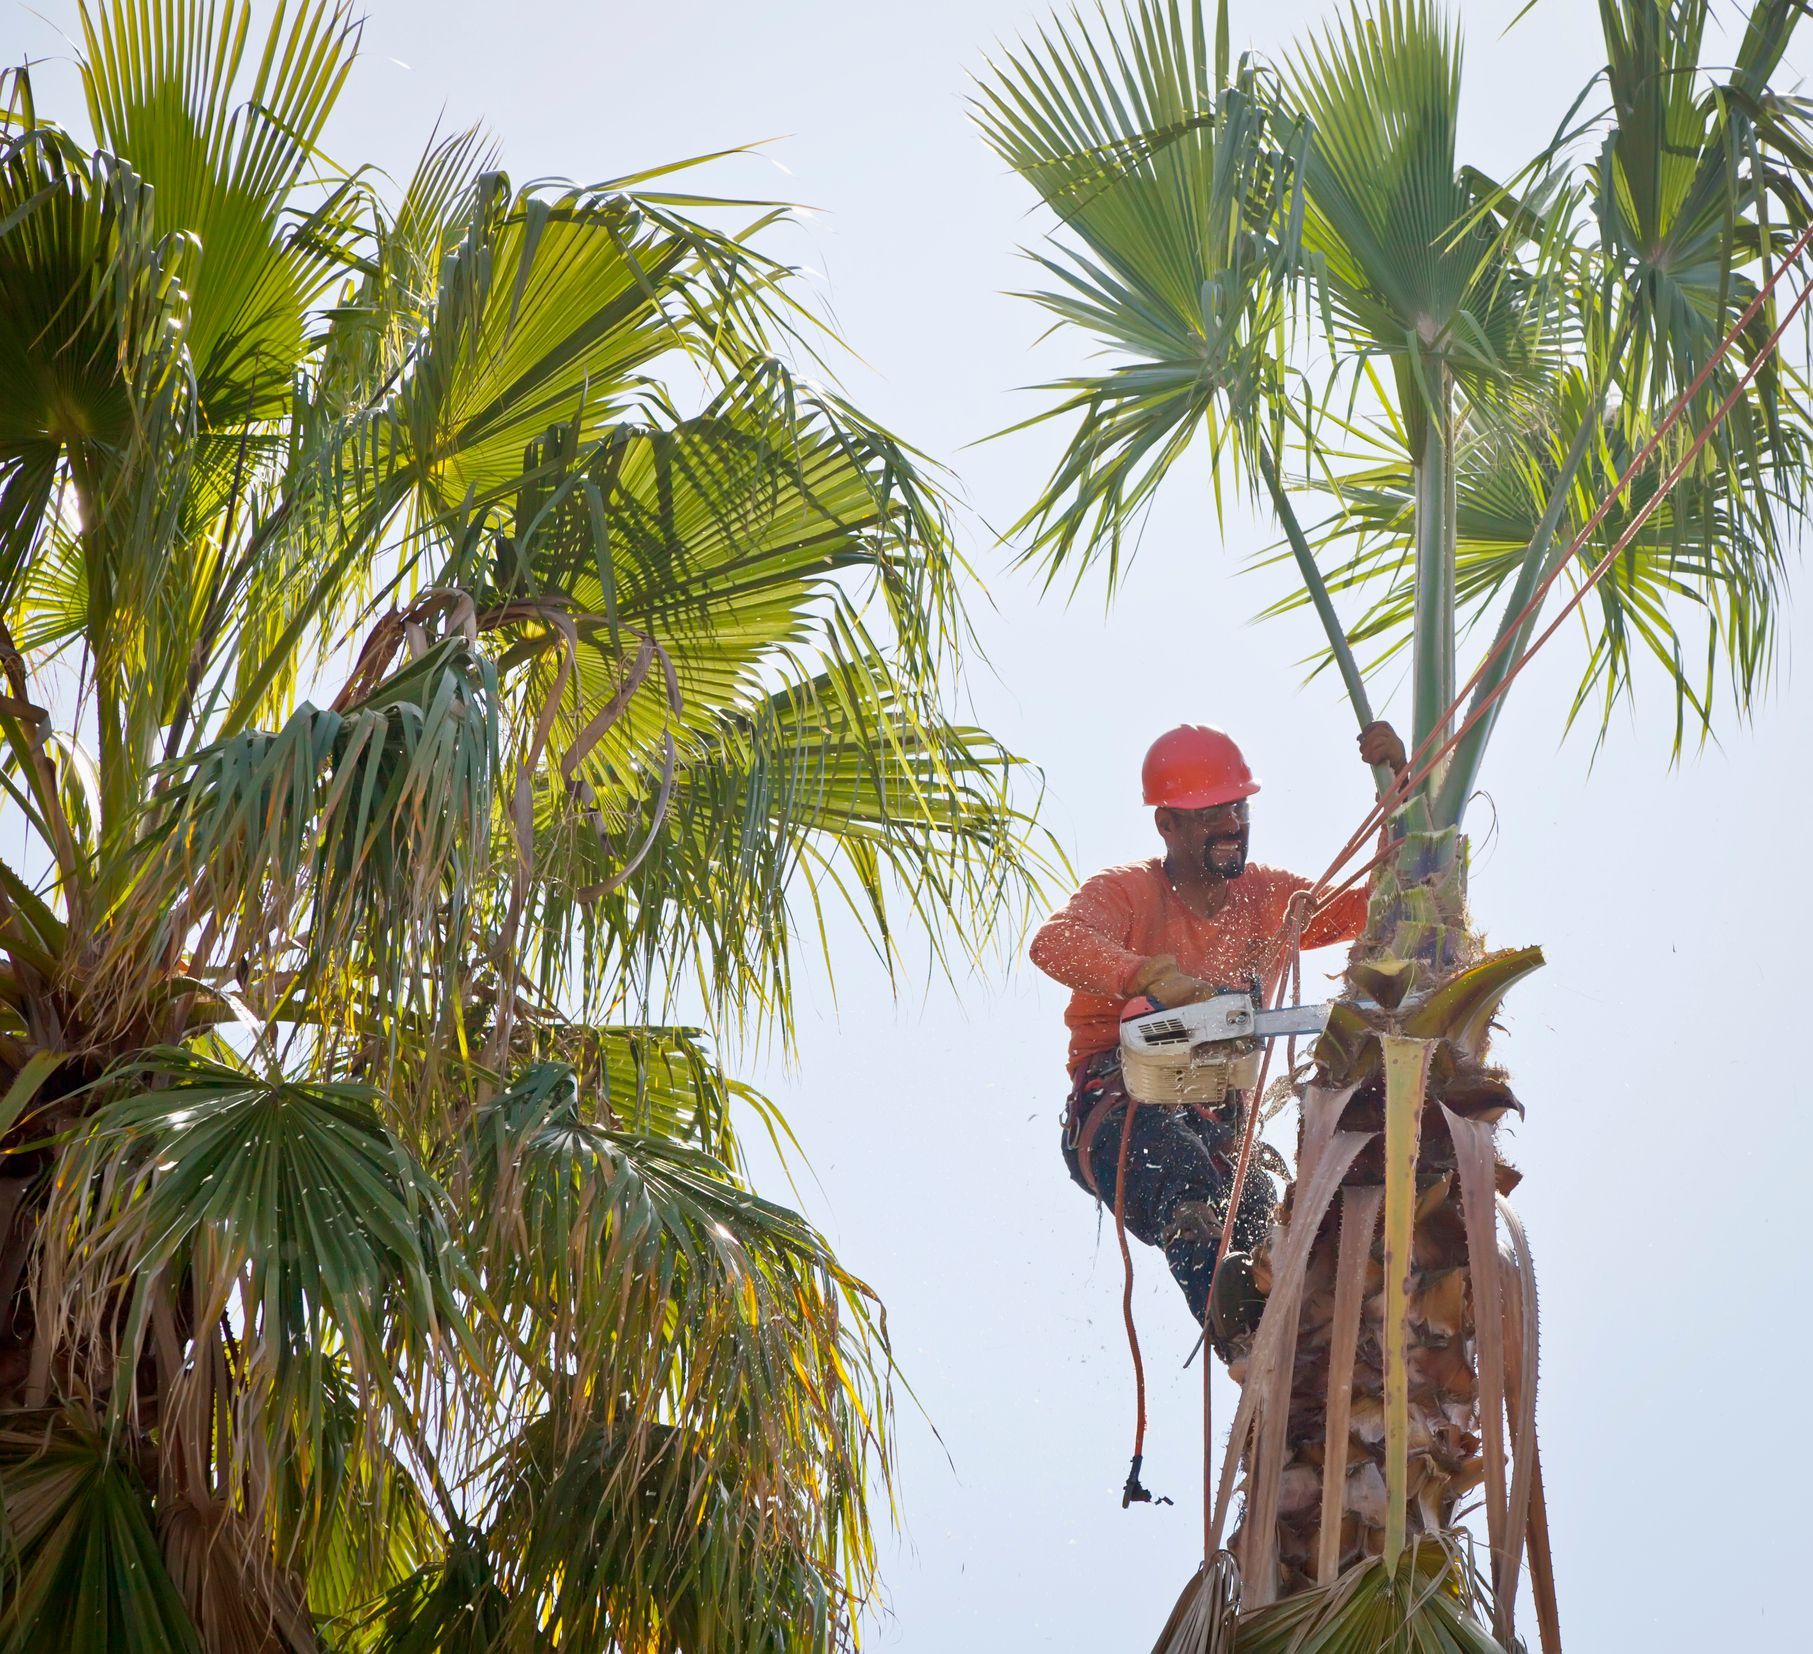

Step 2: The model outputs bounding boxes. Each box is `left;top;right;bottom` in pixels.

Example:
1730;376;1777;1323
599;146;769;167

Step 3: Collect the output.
973;0;1309;586
93;637;498;1063
77;0;362;428
455;1061;890;1650
1285;0;1560;453
0;1409;199;1653
365;1539;508;1654
0;114;138;611
40;1051;473;1502
530;663;1046;1034
1284;337;1803;751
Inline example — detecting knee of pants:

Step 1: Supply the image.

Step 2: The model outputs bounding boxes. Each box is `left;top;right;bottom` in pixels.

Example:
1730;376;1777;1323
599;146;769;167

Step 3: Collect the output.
1229;1170;1277;1251
1082;1132;1172;1246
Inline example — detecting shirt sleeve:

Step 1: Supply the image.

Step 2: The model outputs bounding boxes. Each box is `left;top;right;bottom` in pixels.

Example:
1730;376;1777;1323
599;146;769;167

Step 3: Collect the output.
1028;868;1149;997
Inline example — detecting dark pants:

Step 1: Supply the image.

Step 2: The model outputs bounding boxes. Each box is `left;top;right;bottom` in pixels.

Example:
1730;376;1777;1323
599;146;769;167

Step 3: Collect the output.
1060;1055;1276;1323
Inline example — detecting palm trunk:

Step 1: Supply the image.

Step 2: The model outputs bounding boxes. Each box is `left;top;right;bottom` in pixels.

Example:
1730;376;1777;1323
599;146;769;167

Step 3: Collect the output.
1234;1069;1512;1596
1222;897;1547;1647
1222;369;1550;1647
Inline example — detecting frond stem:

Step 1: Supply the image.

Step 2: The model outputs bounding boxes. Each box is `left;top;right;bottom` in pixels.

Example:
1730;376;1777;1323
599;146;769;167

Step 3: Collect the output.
1258;443;1398;798
1433;333;1625;827
1410;367;1457;802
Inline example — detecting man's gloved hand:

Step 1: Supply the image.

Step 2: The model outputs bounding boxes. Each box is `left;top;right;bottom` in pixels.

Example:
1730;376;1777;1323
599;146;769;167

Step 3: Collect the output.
1358;719;1408;775
1130;953;1216;1008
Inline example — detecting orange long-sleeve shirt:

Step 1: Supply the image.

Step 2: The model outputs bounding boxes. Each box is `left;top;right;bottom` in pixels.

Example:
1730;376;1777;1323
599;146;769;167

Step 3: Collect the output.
1029;858;1367;1069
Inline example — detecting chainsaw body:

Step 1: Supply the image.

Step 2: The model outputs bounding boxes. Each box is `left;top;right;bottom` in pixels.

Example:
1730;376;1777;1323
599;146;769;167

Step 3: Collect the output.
1118;991;1331;1107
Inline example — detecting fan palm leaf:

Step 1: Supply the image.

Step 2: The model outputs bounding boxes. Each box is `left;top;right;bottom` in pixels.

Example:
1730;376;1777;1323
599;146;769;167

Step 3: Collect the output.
1274;357;1798;750
0;1411;200;1654
76;0;362;428
973;0;1311;590
40;1053;473;1469
438;1061;887;1652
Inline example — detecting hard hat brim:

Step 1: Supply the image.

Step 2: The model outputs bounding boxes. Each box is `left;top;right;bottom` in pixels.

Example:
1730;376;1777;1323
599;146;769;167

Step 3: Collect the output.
1145;777;1262;810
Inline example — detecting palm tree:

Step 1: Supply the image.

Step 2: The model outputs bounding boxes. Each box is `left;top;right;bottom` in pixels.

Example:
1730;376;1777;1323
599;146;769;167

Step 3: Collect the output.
0;3;1045;1649
977;0;1813;1644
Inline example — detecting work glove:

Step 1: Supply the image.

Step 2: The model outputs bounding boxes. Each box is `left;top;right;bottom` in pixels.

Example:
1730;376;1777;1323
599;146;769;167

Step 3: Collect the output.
1129;953;1216;1008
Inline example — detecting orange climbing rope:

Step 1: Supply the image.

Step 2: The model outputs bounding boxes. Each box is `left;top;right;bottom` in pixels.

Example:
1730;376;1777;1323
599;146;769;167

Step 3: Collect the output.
1113;1098;1159;1507
1312;214;1813;910
1165;220;1813;1530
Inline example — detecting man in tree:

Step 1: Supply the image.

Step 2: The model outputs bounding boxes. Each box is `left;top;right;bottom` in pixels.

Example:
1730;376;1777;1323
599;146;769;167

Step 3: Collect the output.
1030;721;1407;1348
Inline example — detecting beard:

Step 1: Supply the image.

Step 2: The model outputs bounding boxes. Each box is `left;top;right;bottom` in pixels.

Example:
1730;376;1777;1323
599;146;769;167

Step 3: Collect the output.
1204;827;1250;880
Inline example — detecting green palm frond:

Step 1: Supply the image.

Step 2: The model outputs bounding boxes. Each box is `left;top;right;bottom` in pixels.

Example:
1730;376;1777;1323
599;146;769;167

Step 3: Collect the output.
1286;1;1558;436
277;1357;438;1630
1590;0;1813;465
452;1062;888;1650
41;1051;473;1493
540;1024;747;1153
0;1410;199;1654
0;89;193;766
0;117;139;612
77;0;362;428
396;175;792;523
314;124;501;410
488;1412;850;1654
974;0;1309;587
366;1539;509;1654
94;636;498;1057
476;358;965;768
1276;357;1799;749
532;662;1043;1031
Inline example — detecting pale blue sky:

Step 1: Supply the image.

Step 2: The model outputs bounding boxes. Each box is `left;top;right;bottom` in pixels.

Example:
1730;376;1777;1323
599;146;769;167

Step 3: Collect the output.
12;1;1810;1647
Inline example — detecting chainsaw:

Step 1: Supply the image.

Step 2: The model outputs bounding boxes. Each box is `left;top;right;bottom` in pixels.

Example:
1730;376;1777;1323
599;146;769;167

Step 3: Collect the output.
1118;990;1331;1106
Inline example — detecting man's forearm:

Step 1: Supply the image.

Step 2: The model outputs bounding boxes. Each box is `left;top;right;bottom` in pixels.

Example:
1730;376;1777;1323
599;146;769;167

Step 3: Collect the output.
1028;916;1144;997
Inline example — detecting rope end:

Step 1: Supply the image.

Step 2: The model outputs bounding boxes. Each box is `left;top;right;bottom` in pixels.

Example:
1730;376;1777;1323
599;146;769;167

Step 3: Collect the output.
1122;1454;1172;1508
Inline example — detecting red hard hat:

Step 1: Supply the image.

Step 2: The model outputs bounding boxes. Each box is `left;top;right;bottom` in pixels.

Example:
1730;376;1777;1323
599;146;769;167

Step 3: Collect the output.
1141;725;1260;810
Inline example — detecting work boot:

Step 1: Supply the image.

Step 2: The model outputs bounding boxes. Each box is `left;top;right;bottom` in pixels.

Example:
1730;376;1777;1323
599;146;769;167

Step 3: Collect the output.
1164;1199;1265;1351
1208;1249;1266;1353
